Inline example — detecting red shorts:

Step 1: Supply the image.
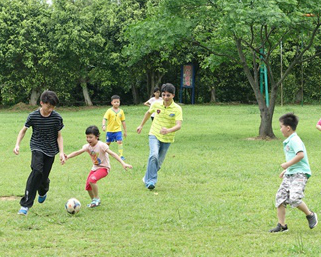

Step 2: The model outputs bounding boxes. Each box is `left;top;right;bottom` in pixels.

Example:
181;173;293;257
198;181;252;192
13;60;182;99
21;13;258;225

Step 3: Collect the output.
85;168;109;191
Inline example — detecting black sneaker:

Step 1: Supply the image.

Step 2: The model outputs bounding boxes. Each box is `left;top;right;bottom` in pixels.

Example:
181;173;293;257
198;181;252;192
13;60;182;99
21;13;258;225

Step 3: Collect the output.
306;212;318;229
269;223;288;233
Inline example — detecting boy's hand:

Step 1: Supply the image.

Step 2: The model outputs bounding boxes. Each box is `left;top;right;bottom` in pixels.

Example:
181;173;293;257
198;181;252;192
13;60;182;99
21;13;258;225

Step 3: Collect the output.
137;126;143;134
122;163;133;170
281;162;289;170
279;170;286;178
102;125;106;131
160;127;169;135
13;146;20;155
123;131;127;138
60;153;66;165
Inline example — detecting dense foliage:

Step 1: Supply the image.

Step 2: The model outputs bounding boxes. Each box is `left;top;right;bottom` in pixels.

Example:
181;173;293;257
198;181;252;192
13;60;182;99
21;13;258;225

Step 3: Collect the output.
0;0;321;116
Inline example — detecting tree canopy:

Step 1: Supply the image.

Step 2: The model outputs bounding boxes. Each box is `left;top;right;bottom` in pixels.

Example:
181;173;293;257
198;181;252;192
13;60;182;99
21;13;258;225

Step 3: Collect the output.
125;0;321;137
1;0;321;138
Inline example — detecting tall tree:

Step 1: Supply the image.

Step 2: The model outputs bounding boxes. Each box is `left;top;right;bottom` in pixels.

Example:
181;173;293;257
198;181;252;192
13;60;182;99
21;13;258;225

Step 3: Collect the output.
127;0;321;138
0;0;54;105
124;0;197;101
50;0;105;106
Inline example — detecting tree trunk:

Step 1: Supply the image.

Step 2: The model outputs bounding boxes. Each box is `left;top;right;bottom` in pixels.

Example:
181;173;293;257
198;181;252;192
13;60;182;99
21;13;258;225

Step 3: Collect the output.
235;38;276;138
29;88;41;106
81;82;93;106
146;69;165;97
150;71;155;96
210;86;216;103
131;82;140;104
258;107;275;139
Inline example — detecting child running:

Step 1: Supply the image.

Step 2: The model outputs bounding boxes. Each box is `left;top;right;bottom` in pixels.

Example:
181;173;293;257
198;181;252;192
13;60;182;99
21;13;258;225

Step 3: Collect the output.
14;90;65;215
65;125;132;208
102;95;127;160
144;87;162;121
269;113;318;232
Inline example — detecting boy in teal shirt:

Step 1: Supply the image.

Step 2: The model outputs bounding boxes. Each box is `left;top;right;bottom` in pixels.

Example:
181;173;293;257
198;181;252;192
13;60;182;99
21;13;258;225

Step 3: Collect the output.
270;113;318;232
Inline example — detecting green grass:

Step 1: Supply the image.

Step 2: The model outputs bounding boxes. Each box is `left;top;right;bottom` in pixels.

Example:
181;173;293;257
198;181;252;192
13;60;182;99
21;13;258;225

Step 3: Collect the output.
1;104;321;256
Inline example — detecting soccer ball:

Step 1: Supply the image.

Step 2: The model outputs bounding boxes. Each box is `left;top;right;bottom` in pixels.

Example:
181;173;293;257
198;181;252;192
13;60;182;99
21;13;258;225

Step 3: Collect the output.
65;198;81;214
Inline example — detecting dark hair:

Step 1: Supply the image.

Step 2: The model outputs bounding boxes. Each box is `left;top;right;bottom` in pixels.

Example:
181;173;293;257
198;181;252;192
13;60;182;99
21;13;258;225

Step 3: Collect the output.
85;125;100;139
279;113;299;131
111;95;120;101
161;83;175;94
153;87;160;93
40;90;59;106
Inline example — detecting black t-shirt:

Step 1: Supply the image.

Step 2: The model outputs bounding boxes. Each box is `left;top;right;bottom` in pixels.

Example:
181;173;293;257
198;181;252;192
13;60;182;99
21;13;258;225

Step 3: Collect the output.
25;109;64;157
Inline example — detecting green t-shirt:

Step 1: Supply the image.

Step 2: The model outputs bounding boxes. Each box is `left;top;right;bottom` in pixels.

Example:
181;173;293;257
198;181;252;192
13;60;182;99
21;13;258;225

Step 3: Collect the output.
283;132;311;176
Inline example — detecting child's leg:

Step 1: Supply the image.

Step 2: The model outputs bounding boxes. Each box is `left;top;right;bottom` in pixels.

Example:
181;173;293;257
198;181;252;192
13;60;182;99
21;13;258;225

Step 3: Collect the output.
38;155;55;197
20;151;53;208
86;168;108;200
89;183;99;199
277;204;286;226
86;171;95;199
297;201;312;216
87;190;94;200
117;141;123;157
145;136;160;185
273;177;289;228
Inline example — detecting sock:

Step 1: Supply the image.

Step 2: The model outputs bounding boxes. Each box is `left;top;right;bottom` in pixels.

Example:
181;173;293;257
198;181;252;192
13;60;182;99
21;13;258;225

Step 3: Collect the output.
118;144;123;157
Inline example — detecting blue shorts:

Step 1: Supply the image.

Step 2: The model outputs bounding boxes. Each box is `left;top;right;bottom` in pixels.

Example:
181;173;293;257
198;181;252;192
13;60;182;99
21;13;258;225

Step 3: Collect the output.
106;131;123;143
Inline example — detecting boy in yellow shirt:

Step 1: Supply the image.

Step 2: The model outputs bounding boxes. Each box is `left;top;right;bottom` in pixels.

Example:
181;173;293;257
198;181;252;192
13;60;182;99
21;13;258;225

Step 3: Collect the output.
102;95;127;160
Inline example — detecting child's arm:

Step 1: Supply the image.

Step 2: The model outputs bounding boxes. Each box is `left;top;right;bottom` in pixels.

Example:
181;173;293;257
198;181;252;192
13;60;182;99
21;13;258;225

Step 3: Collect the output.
144;100;151;106
160;120;182;135
57;131;65;164
102;118;107;131
106;148;132;170
66;148;86;161
122;121;127;138
13;126;28;155
137;111;152;134
281;151;304;170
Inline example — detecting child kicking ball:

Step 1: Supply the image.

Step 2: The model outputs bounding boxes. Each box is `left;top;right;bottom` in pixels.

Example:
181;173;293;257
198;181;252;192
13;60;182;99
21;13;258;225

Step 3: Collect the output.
64;125;132;208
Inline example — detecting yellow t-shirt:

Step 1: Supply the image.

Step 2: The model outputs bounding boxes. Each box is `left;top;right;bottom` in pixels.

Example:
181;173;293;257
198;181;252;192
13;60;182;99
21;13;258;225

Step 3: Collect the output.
148;101;183;143
103;108;125;132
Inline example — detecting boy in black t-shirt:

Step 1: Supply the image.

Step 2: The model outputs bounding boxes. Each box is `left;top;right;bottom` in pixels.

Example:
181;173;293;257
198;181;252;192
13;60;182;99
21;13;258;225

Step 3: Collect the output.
13;90;65;215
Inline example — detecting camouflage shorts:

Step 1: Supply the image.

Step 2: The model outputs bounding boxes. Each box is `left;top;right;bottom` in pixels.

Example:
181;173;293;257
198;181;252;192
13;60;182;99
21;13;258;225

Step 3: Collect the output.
275;173;308;208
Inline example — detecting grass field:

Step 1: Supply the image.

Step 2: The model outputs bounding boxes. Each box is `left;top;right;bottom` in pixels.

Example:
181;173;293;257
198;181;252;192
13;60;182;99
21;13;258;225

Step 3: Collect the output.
1;104;321;256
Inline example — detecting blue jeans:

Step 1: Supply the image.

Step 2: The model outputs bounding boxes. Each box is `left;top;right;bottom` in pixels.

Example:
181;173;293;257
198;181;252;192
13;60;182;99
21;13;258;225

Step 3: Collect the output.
144;135;171;185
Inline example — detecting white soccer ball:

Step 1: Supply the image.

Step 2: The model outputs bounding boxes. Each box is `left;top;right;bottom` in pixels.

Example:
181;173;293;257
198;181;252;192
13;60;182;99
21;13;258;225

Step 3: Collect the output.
65;198;81;214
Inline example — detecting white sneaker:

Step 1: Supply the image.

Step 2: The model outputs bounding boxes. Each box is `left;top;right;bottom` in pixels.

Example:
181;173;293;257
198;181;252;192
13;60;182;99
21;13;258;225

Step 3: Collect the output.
142;177;145;183
18;207;28;215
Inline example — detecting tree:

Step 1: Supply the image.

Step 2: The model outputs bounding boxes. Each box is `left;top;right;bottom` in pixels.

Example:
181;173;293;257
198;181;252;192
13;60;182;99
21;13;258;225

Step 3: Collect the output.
127;0;321;138
0;0;55;105
50;0;106;106
124;0;199;101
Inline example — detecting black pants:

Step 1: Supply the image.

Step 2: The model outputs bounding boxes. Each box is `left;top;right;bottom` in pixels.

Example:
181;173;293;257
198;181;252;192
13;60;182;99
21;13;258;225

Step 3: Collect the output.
20;151;55;208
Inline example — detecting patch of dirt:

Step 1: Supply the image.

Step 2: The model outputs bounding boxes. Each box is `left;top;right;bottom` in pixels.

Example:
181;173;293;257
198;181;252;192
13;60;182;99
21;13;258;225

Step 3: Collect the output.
0;196;21;201
9;102;37;111
246;136;278;141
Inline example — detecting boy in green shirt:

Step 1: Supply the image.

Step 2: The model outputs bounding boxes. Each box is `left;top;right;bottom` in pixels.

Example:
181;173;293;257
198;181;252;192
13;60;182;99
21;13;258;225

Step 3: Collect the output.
270;113;317;232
